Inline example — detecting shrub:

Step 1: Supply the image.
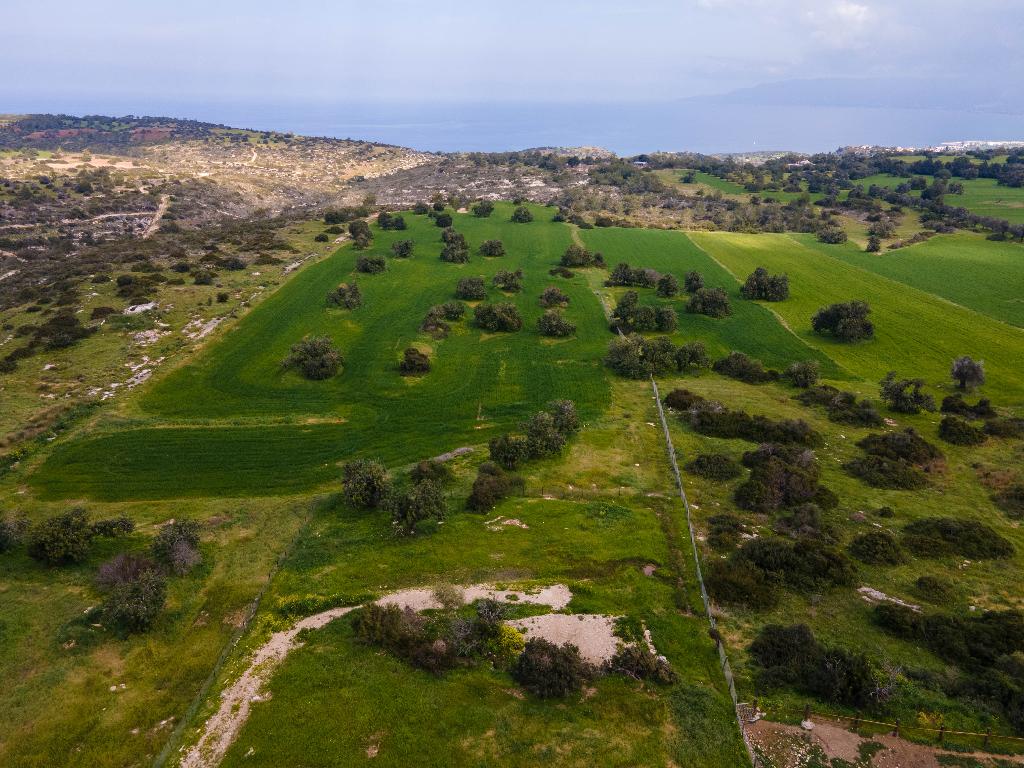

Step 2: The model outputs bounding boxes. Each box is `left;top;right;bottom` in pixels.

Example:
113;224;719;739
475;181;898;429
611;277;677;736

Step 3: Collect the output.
656;273;679;297
686;287;731;318
902;517;1014;559
0;518;26;553
488;434;530;470
377;211;406;231
951;356;985;390
706;559;779;609
846;454;928;490
455;277;487;300
492;269;523;292
388;480;447;533
684;270;704;293
913;575;955;605
27;509;94;565
537;309;575;337
434;213;453;228
510;206;533;223
857;428;942;465
688;402;819;446
327;282;362;309
473;302;522;332
152;520;202;575
848;531;904;565
606;645;677;685
785;360;820;388
736;537;855;591
391;239;414;258
539;286;569;307
685;453;742;481
342;459;391;509
355;255;386;274
466;462;524;511
734;455;821;513
410;460;454;486
774;503;833;541
472;200;495;217
90;517;134;538
604;334;676;378
606;263;659;288
524;411;567;458
547;399;580;435
993;483;1024;518
192;268;215;285
707;514;745;550
549;266;574;279
399;347;430;375
812;300;873;341
282;336;342;380
439;242;470;263
511;638;592;698
941;394;995;419
560;244;596;267
478;239;505;256
102;569;167;633
488;624;525;668
985;418;1024;438
663;388;706;411
879;372;935;413
938;415;987;446
797;385;882;427
655;306;677;332
314;233;329;242
675;341;710;372
740;267;789;301
817;225;848;244
713;351;778;384
96;553;157;590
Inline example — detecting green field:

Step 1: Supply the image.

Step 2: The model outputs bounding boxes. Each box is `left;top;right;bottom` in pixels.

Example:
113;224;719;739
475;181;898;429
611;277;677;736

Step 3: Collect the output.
849;173;1024;224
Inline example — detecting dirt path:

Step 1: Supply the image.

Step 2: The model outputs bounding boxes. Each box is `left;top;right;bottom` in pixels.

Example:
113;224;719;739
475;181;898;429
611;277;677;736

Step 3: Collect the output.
143;194;171;239
178;583;574;768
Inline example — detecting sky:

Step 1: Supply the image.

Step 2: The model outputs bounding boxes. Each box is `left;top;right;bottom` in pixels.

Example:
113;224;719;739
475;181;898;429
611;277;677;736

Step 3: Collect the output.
2;0;1021;107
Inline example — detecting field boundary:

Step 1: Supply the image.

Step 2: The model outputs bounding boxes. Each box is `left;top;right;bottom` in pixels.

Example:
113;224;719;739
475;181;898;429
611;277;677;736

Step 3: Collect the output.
650;376;758;767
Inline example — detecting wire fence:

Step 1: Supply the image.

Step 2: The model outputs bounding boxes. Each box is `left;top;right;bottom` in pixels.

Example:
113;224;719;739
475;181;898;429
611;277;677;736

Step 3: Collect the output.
649;376;759;766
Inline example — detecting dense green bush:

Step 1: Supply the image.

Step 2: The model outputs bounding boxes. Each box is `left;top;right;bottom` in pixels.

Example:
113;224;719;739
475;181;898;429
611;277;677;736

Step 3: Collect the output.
102;569;167;633
686;287;731;318
455;277;486;300
326;282;362;309
477;239;505;257
848;530;905;565
410;460;454;486
606;262;659;288
355;254;386;274
784;360;820;388
399;347;431;375
391;239;415;258
845;455;929;490
993;483;1024;518
879;372;935;413
913;574;955;605
712;351;778;383
537;309;576;337
857;428;942;465
984;418;1024;438
440;241;470;263
902;517;1014;559
539;286;569;307
511;638;592;698
466;462;524;511
675;341;710;372
560;244;599;267
684;270;704;293
282;336;342;380
740;267;789;301
472;200;495;218
152;519;202;575
488;434;531;470
387;480;447;533
811;300;873;341
606;645;676;685
473;302;523;332
604;334;677;378
656;273;679;297
707;514;745;550
492;269;523;292
938;415;987;445
685;453;742;481
796;385;882;426
663;388;705;411
688;402;819;446
510;206;533;223
706;559;780;609
941;393;995;419
27;509;94;565
342;459;391;509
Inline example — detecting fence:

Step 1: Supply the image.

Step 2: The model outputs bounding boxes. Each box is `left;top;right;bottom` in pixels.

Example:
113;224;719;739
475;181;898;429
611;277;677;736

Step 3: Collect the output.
649;377;758;766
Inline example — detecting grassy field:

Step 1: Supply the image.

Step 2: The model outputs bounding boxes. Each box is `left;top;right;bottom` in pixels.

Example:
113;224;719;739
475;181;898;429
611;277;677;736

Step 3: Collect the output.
849;173;1024;225
830;232;1024;328
690;231;1024;405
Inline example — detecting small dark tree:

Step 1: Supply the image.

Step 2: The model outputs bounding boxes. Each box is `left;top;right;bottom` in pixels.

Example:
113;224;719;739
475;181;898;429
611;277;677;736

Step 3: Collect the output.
282;336;342;380
478;239;505;257
455;277;487;300
879;372;935;414
656;273;679;298
675;341;710;372
399;348;431;375
539;286;569;307
812;301;873;341
435;213;453;228
511;638;592;698
547;399;580;435
327;282;362;309
560;244;595;267
472;200;495;217
473;303;523;332
523;411;566;458
510;206;533;223
440;242;470;263
684;270;704;293
388;480;447;533
951;356;985;390
342;459;391;509
537;309;576;337
489;434;530;470
467;462;524;511
785;360;820;388
740;267;789;301
655;306;677;332
493;269;523;293
102;569;167;633
391;239;415;258
27;509;94;565
152;520;202;575
686;287;731;318
355;255;386;274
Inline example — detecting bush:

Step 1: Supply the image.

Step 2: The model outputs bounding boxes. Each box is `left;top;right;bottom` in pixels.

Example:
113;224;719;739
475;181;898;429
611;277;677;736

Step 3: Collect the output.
472;200;495;218
993;483;1024;518
688;402;819;446
951;356;985;390
524;411;567;458
510;206;533;223
707;514;745;550
857;428;942;465
663;388;706;411
549;266;574;279
102;569;167;633
685;453;742;481
985;418;1024;438
355;255;386;274
466;462;524;511
684;270;704;293
192;268;215;285
282;336;342;380
537;309;575;337
706;559;779;609
478;239;505;256
399;347;430;375
848;531;904;565
675;341;710;372
902;517;1014;559
686;287;731;318
941;394;995;419
342;459;391;509
388;480;447;533
410;460;453;486
938;415;987;446
488;434;531;470
492;269;523;292
96;553;157;590
455;277;487;300
606;263;659;288
90;517;134;538
914;575;955;605
152;519;202;575
736;537;855;591
327;282;362;309
314;233;329;242
539;286;569;307
377;211;406;231
606;645;677;685
817;225;848;244
27;509;94;565
560;244;596;267
656;273;679;297
734;455;822;513
0;518;26;553
740;267;789;301
879;372;935;413
473;302;522;332
796;386;882;427
391;239;415;258
434;213;453;228
812;300;873;341
713;351;778;384
511;638;592;698
440;239;470;263
785;360;820;388
604;334;677;378
845;455;928;490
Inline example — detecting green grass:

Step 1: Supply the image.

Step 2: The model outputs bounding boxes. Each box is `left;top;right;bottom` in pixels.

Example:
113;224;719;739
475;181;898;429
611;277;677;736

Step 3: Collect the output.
690;231;1024;406
847;174;1024;225
830;232;1024;328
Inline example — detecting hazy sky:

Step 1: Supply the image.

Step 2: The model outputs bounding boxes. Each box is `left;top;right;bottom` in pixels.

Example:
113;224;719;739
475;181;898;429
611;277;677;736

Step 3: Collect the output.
2;0;1021;107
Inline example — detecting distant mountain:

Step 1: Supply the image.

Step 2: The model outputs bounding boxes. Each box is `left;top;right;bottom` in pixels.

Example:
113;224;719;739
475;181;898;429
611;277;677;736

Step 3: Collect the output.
685;78;1020;116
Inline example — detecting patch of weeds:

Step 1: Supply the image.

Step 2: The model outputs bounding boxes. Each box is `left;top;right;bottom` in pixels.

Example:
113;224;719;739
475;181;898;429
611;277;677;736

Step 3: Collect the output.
585;501;633;525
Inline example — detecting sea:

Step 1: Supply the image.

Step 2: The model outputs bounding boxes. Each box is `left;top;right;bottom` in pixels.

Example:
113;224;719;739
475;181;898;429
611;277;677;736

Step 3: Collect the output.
6;97;1024;155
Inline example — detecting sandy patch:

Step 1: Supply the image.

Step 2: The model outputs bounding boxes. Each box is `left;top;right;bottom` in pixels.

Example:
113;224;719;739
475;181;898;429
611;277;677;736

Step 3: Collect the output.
507;614;619;664
857;586;921;612
484;516;529;531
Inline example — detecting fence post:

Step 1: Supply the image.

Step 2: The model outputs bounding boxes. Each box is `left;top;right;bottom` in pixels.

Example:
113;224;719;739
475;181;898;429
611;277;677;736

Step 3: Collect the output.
894;717;900;738
803;703;811;722
938;725;945;744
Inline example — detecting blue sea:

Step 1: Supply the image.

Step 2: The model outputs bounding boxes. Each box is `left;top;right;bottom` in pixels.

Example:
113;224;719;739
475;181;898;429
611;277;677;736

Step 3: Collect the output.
4;97;1024;155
